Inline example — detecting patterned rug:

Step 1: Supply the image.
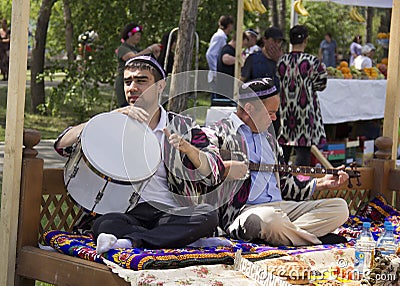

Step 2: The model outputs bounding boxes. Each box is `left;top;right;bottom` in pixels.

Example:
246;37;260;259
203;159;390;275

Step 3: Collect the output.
43;196;400;271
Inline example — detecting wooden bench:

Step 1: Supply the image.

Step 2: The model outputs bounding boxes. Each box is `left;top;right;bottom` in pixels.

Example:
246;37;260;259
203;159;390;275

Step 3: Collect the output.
14;130;400;286
15;130;128;286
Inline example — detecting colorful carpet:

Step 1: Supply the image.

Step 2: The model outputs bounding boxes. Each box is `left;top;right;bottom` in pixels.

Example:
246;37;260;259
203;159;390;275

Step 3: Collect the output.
43;196;400;271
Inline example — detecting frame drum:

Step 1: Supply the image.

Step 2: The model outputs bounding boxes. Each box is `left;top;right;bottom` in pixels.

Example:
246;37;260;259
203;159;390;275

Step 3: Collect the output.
64;112;161;214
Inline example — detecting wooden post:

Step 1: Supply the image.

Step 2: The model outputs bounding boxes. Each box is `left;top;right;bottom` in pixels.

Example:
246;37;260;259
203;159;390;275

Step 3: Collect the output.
0;0;31;285
310;145;333;168
234;0;244;102
16;130;43;286
289;0;298;51
382;0;400;160
371;136;395;205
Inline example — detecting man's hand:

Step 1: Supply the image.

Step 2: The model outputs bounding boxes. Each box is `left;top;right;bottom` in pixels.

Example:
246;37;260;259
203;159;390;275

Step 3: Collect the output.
114;106;149;123
315;166;349;191
163;128;191;153
265;42;283;62
149;43;161;58
223;160;249;180
163;128;212;177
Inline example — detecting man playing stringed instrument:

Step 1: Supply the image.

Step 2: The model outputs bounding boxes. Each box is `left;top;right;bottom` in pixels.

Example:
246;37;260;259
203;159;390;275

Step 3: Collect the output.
208;77;350;246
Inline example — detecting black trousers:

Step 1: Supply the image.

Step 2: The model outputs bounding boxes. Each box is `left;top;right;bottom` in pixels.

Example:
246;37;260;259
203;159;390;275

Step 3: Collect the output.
92;202;218;249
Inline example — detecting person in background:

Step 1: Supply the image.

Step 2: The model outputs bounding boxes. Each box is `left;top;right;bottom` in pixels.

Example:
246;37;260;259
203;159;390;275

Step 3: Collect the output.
217;32;249;78
115;22;161;107
157;30;177;75
241;26;285;136
277;25;327;166
243;28;260;58
349;35;362;66
365;43;377;66
215;32;249;103
318;33;337;68
0;19;10;81
240;26;284;85
354;44;375;70
206;15;234;98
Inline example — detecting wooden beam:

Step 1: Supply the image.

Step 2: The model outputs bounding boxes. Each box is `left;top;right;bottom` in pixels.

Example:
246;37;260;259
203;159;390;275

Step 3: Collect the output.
17;247;129;286
234;0;244;102
388;169;400;191
0;0;31;285
383;0;400;159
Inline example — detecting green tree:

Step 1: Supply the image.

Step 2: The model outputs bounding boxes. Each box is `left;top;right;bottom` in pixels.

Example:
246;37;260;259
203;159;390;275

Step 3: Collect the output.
295;2;364;61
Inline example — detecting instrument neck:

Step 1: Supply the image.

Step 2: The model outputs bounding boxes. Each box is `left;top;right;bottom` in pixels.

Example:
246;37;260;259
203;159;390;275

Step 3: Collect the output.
249;162;339;177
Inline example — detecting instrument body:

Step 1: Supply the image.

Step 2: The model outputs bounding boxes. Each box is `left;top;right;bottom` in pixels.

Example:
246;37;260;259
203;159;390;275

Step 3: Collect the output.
64;112;161;214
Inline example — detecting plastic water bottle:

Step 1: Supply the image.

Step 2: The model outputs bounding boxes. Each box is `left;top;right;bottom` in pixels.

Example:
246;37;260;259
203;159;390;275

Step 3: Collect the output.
376;222;396;255
354;222;376;276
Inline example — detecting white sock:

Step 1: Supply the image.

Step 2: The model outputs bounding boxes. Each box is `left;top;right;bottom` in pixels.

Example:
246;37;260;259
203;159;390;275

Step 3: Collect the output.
114;238;132;249
96;233;132;254
96;233;117;254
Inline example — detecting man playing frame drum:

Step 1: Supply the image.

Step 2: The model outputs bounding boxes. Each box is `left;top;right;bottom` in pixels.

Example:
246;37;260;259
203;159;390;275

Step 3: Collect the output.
55;56;225;252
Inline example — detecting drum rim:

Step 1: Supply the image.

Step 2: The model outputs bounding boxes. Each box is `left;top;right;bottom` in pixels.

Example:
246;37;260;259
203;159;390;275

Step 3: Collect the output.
81;112;161;183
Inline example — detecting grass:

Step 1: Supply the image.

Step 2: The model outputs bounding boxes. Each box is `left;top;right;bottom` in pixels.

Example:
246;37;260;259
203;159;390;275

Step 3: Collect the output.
0;84;115;142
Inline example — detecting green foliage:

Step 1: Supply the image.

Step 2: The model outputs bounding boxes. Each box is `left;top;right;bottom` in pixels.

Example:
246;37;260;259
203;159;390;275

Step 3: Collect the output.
37;0;267;115
41;56;111;121
0;85;77;142
27;0;391;116
296;2;388;62
296;2;364;58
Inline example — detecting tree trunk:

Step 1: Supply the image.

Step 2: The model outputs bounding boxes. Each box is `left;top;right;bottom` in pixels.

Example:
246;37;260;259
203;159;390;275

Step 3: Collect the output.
366;7;374;43
271;0;279;27
63;0;74;61
30;0;56;113
167;0;199;113
279;0;286;34
379;9;391;58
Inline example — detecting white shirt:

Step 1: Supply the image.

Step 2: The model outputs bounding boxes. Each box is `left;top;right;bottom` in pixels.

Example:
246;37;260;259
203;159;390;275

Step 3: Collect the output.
206;29;228;82
229;113;281;204
138;107;179;207
354;55;372;70
244;44;261;58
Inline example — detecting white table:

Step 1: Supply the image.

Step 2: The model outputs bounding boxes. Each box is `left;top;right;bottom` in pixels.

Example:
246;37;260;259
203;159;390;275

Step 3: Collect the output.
318;79;387;124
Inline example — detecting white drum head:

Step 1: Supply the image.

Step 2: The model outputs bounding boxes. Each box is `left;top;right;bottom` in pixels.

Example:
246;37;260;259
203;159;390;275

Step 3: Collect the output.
81;112;161;183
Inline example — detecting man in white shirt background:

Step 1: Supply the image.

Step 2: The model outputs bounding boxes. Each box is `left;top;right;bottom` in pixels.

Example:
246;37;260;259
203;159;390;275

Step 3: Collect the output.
354;43;376;70
206;15;234;103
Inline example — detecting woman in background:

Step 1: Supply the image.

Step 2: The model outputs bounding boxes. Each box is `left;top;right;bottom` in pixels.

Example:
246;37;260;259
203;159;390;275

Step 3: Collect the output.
157;31;177;75
349;35;362;67
277;25;328;166
0;19;10;81
115;22;161;107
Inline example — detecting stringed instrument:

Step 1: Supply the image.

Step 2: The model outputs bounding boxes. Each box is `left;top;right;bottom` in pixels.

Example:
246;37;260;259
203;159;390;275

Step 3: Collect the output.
221;150;361;187
248;162;361;188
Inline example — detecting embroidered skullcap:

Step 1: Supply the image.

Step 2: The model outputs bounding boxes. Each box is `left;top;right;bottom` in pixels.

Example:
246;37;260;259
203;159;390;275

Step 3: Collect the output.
245;28;259;38
125;55;166;80
239;77;278;101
